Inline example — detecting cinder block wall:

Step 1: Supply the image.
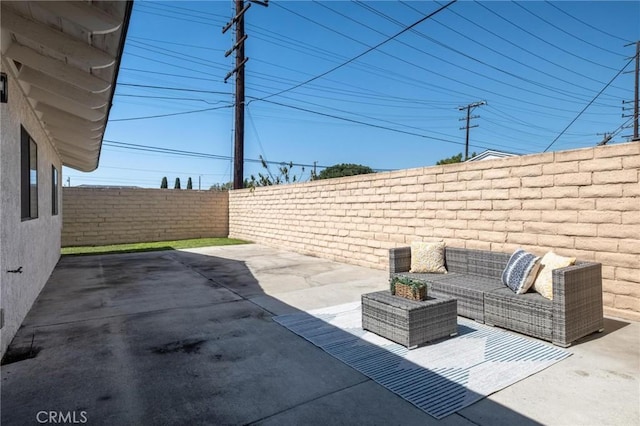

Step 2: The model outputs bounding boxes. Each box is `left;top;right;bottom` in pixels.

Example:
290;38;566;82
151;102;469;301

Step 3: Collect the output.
62;188;229;246
229;143;640;320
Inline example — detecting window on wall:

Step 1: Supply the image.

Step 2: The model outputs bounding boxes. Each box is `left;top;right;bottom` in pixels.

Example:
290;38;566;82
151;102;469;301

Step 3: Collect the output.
21;126;38;220
52;166;59;215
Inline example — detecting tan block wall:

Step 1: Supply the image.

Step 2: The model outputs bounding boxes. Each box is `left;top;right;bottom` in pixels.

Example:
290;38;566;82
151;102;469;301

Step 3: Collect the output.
229;143;640;321
62;188;229;246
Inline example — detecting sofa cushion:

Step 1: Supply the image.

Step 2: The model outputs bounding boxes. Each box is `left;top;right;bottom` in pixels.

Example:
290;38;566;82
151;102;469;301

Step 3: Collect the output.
485;287;553;340
502;249;541;294
533;252;576;300
410;241;447;274
430;274;504;322
445;247;511;278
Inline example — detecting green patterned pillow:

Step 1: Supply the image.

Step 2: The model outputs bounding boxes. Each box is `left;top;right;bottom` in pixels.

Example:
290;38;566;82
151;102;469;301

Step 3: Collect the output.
410;241;447;274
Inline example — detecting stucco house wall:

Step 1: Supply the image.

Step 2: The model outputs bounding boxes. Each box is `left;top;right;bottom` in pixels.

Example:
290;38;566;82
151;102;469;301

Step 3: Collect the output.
1;0;132;358
1;66;63;357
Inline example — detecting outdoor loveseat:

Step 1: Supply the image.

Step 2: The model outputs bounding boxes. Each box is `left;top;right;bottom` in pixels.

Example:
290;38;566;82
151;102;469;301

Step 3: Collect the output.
389;246;604;347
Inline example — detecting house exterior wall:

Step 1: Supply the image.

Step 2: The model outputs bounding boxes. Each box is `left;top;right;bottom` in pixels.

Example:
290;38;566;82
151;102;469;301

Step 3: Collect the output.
229;143;640;321
1;65;63;357
61;188;229;246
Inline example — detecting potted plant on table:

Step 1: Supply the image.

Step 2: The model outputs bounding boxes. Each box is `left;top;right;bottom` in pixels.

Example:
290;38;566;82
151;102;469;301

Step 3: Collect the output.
390;276;428;301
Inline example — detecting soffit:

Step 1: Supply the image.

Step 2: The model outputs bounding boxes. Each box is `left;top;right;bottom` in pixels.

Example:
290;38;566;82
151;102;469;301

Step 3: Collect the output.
1;0;132;172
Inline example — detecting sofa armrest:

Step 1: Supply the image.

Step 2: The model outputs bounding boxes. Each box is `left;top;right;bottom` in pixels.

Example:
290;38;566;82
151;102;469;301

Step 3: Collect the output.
552;262;604;347
389;247;411;279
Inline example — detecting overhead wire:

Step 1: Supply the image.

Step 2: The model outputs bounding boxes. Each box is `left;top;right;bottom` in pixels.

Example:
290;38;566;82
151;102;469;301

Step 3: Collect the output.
355;1;620;106
512;2;626;58
473;0;618;71
544;1;633;44
114;1;633;157
544;56;634;152
424;1;627;92
109;104;234;122
103;140;341;170
399;3;624;100
125;2;619;123
254;0;457;102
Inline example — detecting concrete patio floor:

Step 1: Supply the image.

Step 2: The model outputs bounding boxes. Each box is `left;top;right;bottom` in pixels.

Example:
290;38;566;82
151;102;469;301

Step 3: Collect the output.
2;244;638;425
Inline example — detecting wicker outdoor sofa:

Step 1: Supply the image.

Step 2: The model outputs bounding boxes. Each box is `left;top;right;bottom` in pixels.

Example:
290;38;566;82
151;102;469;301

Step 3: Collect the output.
389;246;604;347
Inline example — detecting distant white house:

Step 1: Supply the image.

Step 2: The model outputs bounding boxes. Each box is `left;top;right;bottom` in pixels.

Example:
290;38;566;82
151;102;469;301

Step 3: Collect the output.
466;149;519;162
0;0;132;358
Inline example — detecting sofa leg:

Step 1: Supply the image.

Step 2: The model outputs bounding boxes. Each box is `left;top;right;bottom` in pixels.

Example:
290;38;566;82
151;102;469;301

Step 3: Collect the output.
484;322;495;327
598;328;604;333
552;341;571;348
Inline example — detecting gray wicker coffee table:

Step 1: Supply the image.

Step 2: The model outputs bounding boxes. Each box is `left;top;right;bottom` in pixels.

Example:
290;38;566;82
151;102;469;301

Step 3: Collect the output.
362;291;457;349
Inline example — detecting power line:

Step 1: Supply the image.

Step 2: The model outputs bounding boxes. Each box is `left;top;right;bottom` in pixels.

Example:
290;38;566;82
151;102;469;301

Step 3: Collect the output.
357;1;619;106
115;93;228;106
544;57;635;152
474;1;618;72
544;1;633;44
109;104;234;122
257;98;468;147
102;139;340;170
255;0;457;102
420;2;627;92
117;83;232;95
513;2;625;58
120;67;222;83
128;36;224;52
399;3;625;99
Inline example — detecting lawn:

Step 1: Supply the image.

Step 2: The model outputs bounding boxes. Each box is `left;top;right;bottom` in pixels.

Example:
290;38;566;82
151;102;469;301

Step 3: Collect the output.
61;238;250;256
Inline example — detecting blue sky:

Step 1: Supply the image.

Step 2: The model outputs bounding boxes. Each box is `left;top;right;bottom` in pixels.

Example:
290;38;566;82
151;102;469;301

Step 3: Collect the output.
64;0;640;189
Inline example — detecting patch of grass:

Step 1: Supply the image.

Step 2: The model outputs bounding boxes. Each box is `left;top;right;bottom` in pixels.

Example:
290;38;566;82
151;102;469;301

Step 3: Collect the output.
61;238;250;256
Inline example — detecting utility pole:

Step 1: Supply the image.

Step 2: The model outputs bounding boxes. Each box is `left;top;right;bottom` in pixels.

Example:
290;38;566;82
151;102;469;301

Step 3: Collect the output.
458;101;486;160
597;132;613;146
625;41;639;141
223;0;268;190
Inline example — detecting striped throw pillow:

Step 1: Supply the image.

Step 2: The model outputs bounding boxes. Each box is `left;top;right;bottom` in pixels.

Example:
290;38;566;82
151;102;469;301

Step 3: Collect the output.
502;249;541;294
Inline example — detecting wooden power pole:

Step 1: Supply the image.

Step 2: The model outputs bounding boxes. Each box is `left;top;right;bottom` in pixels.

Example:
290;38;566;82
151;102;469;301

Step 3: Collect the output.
458;101;486;160
223;0;268;189
633;40;639;141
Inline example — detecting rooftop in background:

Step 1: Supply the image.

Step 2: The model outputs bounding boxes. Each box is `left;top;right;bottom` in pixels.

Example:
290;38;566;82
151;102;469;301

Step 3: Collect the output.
467;149;519;162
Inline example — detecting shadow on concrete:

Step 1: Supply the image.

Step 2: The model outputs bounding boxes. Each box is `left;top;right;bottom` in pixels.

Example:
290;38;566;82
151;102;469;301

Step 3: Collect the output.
0;247;567;425
61;246;176;257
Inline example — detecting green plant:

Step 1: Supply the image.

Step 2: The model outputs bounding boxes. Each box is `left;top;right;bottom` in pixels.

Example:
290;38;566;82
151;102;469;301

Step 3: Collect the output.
312;163;374;180
390;276;427;298
245;155;307;189
435;152;477;165
160;177;168;189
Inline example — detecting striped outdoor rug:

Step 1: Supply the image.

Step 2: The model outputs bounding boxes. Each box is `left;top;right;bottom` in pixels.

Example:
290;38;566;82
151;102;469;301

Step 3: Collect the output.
274;302;571;419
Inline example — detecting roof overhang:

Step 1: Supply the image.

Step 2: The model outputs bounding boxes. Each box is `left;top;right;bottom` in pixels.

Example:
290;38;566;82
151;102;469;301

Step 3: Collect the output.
1;0;133;172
